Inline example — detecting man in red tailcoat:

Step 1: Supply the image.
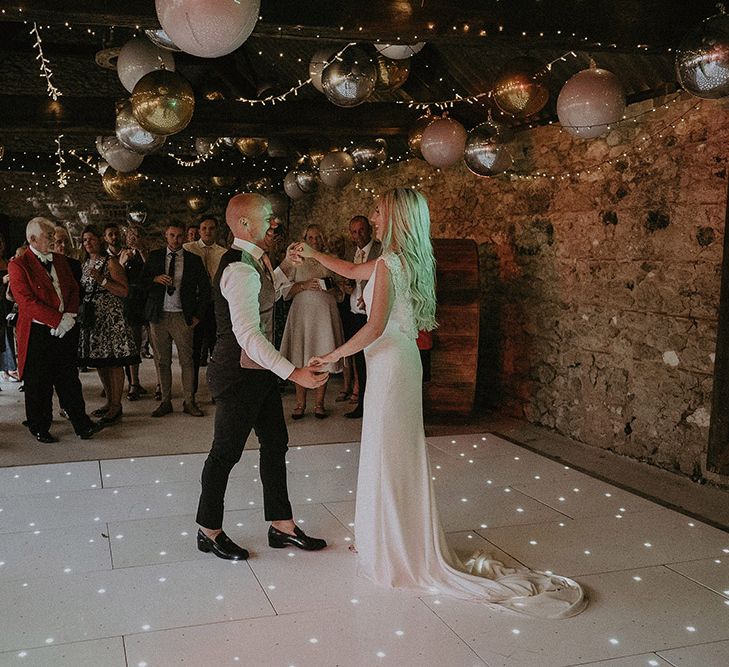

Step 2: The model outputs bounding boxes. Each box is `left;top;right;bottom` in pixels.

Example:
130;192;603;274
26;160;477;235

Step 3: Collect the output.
8;217;99;443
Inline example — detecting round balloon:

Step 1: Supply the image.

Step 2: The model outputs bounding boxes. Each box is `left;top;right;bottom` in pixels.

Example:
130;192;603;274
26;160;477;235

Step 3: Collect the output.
96;135;114;159
408;113;435;158
155;0;260;58
144;29;182;52
464;123;513;176
102;169;144;201
117;36;175;94
235;137;268;158
103;137;145;172
557;67;626;139
319;150;355;187
309;48;335;93
375;42;425;60
186;190;211;213
116;99;167;154
283;171;306;199
131;69;195;135
676;14;729;99
375;54;410;91
295;168;318;194
321;47;377;108
350;139;388;171
493;57;550;118
126;201;148;225
267;191;288;218
420;117;467;168
210;175;239;189
220;136;236;147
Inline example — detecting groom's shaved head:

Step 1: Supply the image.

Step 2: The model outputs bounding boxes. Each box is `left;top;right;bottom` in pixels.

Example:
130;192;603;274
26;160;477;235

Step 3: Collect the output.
226;193;268;231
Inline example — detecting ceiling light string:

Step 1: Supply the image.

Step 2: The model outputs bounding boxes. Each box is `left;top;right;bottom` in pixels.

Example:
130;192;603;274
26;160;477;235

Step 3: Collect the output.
234;42;358;106
54;134;67;188
30;21;62;100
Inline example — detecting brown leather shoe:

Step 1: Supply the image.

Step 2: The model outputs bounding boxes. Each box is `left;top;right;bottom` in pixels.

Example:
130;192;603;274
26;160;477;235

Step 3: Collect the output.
183;401;204;417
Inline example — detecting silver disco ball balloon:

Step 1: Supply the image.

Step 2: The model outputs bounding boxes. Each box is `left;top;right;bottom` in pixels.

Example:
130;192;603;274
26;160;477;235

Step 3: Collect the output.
321;47;377;108
194;137;218;156
295;168;319;193
676;14;729;99
126;201;148;225
144;28;182;51
116;99;167;154
284;171;306;200
350;139;388;171
319;149;355;187
464;122;513;177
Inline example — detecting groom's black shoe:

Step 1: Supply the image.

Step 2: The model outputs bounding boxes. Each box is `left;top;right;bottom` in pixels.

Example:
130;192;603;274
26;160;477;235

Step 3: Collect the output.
197;529;249;560
268;525;327;551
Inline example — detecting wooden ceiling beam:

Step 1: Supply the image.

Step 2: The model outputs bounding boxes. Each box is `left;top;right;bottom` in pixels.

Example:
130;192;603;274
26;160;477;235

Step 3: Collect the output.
0;0;717;49
0;95;422;138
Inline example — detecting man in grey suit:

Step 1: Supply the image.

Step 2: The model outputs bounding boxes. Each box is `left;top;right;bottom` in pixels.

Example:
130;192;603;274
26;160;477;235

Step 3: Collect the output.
342;215;381;418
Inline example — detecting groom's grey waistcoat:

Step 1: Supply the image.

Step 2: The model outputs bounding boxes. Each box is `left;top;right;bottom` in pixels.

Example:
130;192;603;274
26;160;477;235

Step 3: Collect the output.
207;248;275;396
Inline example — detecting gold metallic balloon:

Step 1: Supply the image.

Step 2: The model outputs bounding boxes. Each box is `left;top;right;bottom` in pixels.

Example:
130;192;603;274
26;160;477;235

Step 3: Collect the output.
375;54;410;92
408;113;435;158
210;175;239;188
185;190;211;213
102;169;144;201
492;57;549;118
234;137;268;158
131;69;195;136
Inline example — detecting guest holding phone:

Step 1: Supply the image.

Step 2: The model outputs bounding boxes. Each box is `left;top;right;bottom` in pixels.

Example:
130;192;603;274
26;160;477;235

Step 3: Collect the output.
280;224;344;419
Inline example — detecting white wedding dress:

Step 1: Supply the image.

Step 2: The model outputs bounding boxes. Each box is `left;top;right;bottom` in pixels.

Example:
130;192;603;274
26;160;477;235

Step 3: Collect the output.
355;253;586;618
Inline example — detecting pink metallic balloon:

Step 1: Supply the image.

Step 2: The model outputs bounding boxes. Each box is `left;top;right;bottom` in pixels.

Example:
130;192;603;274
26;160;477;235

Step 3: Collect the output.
420;117;467;168
155;0;260;58
557;67;626;139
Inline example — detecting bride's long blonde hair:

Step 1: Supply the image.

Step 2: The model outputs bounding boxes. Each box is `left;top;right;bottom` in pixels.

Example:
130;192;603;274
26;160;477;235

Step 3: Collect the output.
377;188;437;331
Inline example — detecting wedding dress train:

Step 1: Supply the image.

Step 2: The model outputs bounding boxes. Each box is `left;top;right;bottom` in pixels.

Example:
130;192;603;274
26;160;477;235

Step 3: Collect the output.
354;253;586;618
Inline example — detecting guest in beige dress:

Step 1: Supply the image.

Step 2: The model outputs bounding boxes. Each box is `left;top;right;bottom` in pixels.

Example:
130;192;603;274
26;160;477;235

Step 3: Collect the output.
280;224;344;419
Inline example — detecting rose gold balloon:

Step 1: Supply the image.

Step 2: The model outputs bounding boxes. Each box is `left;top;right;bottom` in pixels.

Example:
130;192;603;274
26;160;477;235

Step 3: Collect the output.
420;117;467;168
408;113;435;158
131;69;195;136
493;57;550;118
102;169;144;201
557;67;625;139
155;0;260;58
235;137;268;158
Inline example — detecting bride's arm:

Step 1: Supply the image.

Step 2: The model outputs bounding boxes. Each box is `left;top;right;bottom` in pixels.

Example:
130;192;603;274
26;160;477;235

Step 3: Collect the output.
310;262;393;366
299;243;375;281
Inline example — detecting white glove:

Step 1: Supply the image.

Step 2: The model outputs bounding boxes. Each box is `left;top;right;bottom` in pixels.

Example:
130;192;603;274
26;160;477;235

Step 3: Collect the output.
55;312;77;338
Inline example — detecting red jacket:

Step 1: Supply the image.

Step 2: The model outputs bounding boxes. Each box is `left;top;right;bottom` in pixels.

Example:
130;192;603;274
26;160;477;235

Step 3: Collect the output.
8;250;80;378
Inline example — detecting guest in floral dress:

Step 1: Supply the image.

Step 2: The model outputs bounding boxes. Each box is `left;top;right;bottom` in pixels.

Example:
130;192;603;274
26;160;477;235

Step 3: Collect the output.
78;226;139;425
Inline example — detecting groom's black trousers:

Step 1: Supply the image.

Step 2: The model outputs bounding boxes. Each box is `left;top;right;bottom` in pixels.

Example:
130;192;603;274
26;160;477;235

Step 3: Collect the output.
196;368;293;528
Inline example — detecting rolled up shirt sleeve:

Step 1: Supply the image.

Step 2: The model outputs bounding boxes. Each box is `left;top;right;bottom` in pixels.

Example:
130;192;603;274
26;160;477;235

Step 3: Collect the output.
220;262;295;380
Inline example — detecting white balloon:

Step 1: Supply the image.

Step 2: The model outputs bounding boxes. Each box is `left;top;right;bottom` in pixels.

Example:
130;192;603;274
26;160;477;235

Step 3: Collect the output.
374;42;425;60
117;36;175;93
155;0;260;58
103;137;145;173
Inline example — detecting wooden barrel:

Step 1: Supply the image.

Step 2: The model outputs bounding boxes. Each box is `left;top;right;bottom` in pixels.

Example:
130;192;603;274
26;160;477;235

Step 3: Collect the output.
424;238;480;416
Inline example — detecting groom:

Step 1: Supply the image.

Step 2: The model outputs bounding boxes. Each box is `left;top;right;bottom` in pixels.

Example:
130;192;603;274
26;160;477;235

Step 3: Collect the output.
196;193;329;560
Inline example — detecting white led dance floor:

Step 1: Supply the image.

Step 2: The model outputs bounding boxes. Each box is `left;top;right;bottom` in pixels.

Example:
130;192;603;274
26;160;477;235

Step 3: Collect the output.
1;433;729;666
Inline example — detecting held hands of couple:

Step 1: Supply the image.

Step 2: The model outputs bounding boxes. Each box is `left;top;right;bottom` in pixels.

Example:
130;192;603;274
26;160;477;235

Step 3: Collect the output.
50;312;76;338
290;365;329;389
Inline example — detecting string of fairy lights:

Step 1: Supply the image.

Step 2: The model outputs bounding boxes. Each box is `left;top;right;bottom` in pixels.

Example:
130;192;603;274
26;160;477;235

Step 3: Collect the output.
0;6;717;197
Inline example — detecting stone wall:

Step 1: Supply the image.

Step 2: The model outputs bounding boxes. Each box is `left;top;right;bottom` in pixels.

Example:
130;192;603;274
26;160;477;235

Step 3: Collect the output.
288;95;728;477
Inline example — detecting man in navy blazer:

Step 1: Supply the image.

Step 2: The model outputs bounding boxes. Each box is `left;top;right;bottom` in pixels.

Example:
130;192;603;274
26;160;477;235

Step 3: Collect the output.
141;222;211;418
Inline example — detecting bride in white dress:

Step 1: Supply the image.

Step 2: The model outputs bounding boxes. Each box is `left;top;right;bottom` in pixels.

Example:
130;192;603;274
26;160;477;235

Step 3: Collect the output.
298;188;586;618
